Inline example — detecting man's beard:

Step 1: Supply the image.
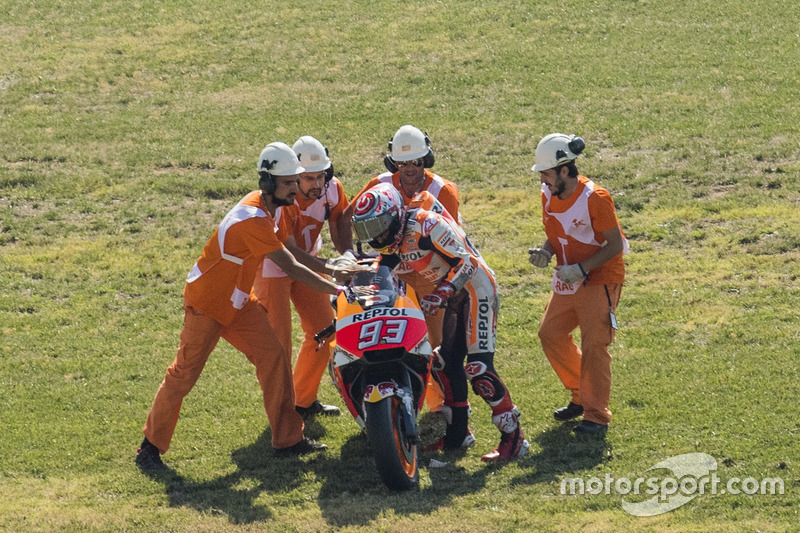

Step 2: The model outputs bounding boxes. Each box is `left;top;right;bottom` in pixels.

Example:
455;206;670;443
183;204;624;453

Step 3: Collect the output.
552;176;566;198
301;188;321;201
272;195;295;207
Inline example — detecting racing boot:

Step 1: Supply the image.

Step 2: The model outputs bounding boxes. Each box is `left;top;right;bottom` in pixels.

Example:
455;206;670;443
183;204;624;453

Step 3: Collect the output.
481;406;530;462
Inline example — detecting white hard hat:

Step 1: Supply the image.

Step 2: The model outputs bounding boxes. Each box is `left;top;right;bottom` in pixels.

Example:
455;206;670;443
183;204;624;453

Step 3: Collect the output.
390;125;430;162
257;142;305;176
292;136;331;173
531;133;585;172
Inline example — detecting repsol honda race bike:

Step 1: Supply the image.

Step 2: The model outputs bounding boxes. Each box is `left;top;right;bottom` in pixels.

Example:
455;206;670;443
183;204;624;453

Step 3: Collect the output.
315;264;433;490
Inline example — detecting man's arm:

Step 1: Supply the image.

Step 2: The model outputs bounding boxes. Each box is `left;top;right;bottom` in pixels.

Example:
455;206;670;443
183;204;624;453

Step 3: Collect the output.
579;227;623;273
423;214;476;293
266;247;340;295
283;236;328;273
283;237;369;281
328;211;354;254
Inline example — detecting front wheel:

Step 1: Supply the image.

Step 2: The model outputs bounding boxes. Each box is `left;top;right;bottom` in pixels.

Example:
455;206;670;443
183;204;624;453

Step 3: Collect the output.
364;396;419;490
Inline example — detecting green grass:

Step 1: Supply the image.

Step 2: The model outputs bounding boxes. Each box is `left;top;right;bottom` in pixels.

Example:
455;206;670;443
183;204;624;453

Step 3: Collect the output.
1;0;799;531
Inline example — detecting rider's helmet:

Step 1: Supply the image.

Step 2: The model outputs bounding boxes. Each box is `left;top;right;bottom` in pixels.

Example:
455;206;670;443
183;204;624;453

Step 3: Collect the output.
351;183;406;254
531;133;585;172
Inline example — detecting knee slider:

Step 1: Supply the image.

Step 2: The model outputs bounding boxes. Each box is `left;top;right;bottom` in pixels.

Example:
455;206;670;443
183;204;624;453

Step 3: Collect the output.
465;361;504;404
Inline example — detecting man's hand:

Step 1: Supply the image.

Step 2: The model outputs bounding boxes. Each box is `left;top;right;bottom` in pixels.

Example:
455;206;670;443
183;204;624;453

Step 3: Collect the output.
331;262;372;282
327;252;372;282
327;250;358;267
555;264;585;285
528;248;552;268
337;284;376;303
419;282;455;315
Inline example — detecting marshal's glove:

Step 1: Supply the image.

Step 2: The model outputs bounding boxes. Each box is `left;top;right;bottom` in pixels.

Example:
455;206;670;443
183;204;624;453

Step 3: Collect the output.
419;282;455;315
555;263;586;285
528;248;553;268
326;250;358;268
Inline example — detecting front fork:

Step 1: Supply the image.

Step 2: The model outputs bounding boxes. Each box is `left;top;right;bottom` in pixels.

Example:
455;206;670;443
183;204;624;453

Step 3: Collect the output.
364;380;420;444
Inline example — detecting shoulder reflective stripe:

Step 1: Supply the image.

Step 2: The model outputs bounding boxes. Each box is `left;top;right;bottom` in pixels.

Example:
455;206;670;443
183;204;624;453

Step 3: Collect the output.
427;174;445;197
186;262;202;283
218;203;267;265
300;197;328;222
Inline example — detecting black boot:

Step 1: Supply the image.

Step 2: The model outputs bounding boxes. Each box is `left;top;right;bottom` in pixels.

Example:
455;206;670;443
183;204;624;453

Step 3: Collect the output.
135;437;166;470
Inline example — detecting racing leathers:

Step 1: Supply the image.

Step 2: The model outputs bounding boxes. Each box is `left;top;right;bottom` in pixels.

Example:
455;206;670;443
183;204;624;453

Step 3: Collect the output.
378;194;527;458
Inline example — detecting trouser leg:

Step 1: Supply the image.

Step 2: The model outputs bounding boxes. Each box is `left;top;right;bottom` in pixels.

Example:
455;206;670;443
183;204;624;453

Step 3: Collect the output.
252;275;293;356
143;306;220;454
575;284;621;425
538;293;582;405
438;291;470;446
223;300;304;449
291;281;336;408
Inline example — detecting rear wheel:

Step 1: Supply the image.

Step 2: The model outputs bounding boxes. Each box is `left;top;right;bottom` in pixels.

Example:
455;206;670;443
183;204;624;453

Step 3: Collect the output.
364;396;418;490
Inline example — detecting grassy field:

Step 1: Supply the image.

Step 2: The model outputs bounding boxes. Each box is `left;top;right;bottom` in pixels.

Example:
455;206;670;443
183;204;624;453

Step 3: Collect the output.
1;0;798;531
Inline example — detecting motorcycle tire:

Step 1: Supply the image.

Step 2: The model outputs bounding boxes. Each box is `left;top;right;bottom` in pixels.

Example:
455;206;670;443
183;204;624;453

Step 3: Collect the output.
364;396;419;491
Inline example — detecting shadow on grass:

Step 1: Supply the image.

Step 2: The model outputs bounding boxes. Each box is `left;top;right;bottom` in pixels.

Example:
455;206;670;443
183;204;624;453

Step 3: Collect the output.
139;428;315;524
512;422;611;486
314;412;493;528
139;412;497;527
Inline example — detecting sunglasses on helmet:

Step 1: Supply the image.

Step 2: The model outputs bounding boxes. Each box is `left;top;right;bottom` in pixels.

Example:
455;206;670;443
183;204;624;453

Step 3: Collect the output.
394;158;423;168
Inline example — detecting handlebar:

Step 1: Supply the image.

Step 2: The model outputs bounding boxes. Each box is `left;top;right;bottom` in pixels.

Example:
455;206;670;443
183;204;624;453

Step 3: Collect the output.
314;321;336;347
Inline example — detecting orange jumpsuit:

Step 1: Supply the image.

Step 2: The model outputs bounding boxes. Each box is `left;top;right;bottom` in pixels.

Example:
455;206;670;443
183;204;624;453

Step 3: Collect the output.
351;170;460;410
142;191;305;452
252;178;349;409
537;176;627;425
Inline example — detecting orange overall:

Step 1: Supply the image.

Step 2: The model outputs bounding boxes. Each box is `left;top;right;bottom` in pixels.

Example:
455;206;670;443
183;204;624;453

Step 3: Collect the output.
142;191;305;452
537;176;627;425
252;178;349;408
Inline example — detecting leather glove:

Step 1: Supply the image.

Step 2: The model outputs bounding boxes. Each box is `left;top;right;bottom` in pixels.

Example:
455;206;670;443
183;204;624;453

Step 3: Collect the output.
528;248;552;268
419;282;455;315
337;285;358;304
555;263;586;285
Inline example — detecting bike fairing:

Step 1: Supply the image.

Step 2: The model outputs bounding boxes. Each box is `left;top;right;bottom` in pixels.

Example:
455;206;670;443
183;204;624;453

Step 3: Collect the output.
329;268;432;427
326;265;432;489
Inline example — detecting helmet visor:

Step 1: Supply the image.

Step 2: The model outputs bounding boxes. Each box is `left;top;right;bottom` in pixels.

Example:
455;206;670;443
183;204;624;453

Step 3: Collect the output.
352;211;392;243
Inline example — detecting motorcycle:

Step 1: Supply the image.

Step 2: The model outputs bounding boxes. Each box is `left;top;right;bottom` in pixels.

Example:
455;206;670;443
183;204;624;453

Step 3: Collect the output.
315;264;433;490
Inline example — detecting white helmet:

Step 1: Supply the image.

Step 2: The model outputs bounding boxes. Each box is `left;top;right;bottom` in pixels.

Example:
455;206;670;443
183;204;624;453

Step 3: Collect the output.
257;142;304;176
390;125;431;162
292;136;331;173
531;133;585;172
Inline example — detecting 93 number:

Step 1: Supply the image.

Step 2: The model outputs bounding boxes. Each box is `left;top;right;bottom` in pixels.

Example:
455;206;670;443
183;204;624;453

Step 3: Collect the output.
358;319;408;350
